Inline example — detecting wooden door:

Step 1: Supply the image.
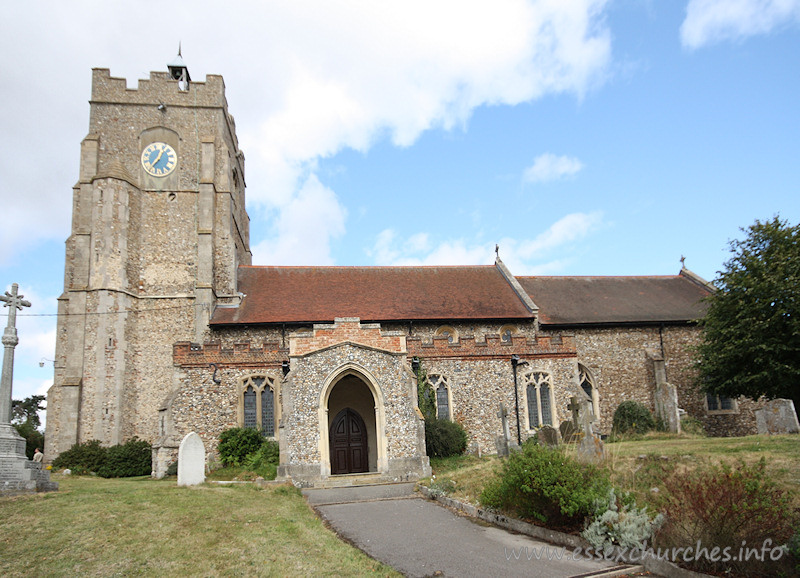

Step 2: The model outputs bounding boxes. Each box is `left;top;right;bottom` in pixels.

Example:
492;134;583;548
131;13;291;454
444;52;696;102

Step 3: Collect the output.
330;408;369;474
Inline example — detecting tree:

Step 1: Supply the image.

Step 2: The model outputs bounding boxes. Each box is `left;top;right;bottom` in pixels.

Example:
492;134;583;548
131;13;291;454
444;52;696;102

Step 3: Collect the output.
11;395;46;460
697;217;800;411
12;395;45;428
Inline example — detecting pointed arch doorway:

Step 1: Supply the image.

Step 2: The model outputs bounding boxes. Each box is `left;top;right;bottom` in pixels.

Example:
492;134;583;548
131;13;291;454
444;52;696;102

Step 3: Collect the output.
324;369;381;475
330;408;369;474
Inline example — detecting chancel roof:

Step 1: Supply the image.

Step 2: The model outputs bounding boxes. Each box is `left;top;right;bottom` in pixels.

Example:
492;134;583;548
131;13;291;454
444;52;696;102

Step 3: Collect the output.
517;272;712;326
210;265;535;326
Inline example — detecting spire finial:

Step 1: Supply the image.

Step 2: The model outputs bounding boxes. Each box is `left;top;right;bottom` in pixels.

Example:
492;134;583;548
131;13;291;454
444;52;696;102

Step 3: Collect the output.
680;255;686;268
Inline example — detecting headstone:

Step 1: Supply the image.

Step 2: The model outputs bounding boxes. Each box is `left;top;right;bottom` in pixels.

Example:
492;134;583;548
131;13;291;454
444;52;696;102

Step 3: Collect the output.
567;396;582;429
574;396;605;464
177;432;206;486
647;349;682;433
0;284;57;495
755;399;800;435
468;441;482;458
537;425;561;447
559;420;579;443
495;403;510;457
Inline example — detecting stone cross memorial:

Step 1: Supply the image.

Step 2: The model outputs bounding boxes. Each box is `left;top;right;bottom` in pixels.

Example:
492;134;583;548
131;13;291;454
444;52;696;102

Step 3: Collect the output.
573;395;605;464
495;403;512;457
0;284;57;494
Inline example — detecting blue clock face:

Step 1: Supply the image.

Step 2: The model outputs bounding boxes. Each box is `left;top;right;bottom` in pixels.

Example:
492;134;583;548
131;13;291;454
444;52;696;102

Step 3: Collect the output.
141;142;177;177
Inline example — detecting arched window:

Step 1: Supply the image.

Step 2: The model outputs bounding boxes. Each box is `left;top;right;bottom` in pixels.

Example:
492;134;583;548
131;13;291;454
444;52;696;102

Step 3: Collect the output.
435;326;459;344
499;325;517;343
578;364;600;420
525;371;555;428
428;374;451;420
240;375;279;437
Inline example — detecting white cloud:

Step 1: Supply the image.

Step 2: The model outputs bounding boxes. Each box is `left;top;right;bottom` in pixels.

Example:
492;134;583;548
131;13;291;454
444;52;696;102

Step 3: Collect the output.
0;0;612;266
369;211;604;273
681;0;800;49
251;174;347;265
523;153;585;183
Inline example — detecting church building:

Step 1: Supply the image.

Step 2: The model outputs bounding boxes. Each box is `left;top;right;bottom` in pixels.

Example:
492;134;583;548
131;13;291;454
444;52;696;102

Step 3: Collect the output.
45;59;763;486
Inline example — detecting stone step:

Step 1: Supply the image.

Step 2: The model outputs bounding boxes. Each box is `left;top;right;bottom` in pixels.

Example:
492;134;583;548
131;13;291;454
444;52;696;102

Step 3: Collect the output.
314;473;389;489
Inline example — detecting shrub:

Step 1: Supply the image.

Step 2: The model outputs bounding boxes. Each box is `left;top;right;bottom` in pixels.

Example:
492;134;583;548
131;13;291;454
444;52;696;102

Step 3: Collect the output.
425;418;468;458
97;437;152;478
52;439;107;473
166;460;178;476
657;458;798;575
679;415;706;436
582;488;664;552
218;427;265;466
480;444;611;531
244;439;280;479
612;401;656;435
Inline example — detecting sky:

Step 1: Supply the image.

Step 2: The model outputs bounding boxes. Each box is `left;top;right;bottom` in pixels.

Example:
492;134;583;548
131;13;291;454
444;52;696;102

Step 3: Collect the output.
0;0;798;416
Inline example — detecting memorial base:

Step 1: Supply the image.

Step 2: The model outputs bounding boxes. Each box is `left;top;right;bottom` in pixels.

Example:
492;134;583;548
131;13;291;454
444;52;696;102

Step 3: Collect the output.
0;423;58;496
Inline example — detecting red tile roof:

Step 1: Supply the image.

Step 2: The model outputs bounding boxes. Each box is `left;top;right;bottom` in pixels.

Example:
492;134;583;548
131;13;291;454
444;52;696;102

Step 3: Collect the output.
517;274;712;326
210;265;535;326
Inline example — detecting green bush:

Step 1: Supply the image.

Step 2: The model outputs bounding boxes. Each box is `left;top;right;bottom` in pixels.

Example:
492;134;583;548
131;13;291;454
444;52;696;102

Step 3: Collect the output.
657;458;798;575
166;460;178;476
244;439;280;479
480;444;611;531
680;415;706;436
218;427;265;466
425;418;468;458
612;401;656;435
52;439;107;473
96;437;151;478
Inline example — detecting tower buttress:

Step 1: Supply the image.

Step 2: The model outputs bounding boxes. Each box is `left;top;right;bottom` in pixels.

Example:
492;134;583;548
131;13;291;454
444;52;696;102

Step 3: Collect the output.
46;57;251;459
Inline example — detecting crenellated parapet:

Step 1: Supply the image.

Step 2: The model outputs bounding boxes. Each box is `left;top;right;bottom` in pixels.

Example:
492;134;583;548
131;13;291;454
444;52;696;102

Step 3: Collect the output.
407;333;576;360
173;341;288;368
90;69;228;109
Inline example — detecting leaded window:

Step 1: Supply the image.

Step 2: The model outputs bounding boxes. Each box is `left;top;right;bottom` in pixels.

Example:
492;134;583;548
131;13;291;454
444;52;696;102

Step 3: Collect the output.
428;374;451;420
706;393;735;412
525;371;554;428
240;375;279;436
261;386;274;436
243;386;257;430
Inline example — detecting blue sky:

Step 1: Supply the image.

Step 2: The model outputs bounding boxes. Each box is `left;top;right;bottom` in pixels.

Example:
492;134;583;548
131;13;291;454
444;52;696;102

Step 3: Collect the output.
1;0;799;411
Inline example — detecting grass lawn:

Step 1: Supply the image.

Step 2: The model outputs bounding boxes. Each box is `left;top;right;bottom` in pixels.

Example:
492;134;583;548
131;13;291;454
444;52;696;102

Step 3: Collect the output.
0;475;399;577
426;433;800;510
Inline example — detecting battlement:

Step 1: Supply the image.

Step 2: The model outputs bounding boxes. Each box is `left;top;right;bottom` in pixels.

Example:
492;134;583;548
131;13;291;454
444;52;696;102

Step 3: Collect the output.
173;341;288;367
91;68;228;109
407;333;576;359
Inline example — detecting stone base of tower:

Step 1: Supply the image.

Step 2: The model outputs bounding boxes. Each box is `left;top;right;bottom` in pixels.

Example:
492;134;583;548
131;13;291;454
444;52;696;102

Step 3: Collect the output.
0;424;58;495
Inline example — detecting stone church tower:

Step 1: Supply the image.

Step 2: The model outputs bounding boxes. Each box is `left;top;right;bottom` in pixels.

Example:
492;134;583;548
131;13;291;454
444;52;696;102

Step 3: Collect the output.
45;57;251;458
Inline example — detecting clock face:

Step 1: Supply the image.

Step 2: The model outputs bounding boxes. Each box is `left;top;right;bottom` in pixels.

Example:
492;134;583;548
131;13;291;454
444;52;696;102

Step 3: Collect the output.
141;142;177;177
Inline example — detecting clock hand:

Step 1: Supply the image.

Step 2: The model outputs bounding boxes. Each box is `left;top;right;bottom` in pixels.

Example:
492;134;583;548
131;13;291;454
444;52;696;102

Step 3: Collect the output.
151;148;165;167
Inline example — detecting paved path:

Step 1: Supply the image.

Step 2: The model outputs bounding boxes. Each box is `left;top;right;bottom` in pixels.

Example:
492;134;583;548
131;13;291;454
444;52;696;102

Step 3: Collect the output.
304;484;625;578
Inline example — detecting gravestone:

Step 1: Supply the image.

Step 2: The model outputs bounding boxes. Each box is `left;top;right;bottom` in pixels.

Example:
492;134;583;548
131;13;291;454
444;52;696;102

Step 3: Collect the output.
647;349;682;433
0;284;57;495
755;399;800;435
537;425;561;448
573;395;605;464
177;432;206;486
495;403;511;458
559;420;579;443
